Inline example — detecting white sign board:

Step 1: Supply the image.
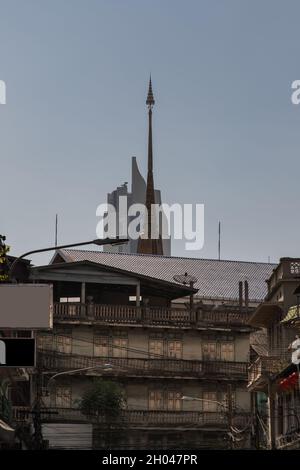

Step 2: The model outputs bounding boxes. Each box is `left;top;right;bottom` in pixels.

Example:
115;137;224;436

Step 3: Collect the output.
0;284;52;329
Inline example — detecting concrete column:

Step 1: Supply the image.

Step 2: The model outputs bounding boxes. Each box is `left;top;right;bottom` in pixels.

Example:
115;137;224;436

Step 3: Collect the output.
136;282;140;307
268;379;276;449
81;282;86;304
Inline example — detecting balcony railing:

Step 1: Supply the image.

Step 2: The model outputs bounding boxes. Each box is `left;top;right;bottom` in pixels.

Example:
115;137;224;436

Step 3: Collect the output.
248;354;290;388
12;406;31;422
53;303;252;328
37;350;248;379
276;431;300;449
20;407;248;428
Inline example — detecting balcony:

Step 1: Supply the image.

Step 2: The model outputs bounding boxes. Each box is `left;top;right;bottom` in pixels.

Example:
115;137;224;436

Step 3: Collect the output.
248;354;290;390
37;350;248;380
53;303;252;329
276;431;300;449
15;407;249;429
12;406;31;422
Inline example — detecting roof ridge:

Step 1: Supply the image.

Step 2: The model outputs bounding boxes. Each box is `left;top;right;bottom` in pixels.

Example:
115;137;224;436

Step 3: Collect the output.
60;248;277;266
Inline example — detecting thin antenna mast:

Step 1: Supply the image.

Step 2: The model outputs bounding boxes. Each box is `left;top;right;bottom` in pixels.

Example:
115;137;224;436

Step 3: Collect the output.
55;214;58;247
218;221;221;260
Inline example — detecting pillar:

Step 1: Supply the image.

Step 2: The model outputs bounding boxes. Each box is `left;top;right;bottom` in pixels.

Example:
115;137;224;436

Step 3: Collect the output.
136;282;140;307
268;379;276;449
81;282;86;304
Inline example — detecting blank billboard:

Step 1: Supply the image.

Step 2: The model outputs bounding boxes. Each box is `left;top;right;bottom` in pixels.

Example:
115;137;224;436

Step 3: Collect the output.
0;284;52;329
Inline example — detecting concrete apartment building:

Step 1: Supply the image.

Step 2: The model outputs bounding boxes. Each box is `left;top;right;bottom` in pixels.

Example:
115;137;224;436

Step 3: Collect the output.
12;249;274;449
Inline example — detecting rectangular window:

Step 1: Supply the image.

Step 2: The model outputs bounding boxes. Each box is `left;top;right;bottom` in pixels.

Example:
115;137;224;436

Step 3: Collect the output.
220;391;235;410
167;341;183;359
220;343;234;361
149;390;163;410
167;391;182;411
113;338;128;358
94;336;109;357
56;334;72;354
129;296;142;302
55;387;72;408
59;297;80;303
203;391;218;412
37;334;53;351
149;339;164;357
202;342;217;360
12;330;32;338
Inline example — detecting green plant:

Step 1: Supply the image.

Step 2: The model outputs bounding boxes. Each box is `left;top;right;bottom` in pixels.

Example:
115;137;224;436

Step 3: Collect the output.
79;379;124;420
0;378;13;423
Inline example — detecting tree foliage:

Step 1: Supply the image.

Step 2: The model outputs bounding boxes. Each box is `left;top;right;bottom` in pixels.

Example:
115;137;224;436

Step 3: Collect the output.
0;378;12;423
79;379;124;420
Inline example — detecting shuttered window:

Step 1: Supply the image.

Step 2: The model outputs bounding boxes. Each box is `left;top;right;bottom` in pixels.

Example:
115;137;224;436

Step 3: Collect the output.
38;334;53;351
112;338;128;358
167;341;183;359
149;390;163;410
94;336;109;357
56;335;72;354
220;343;234;361
203;391;218;412
149;340;164;357
202;342;217;360
167;391;182;410
55;387;72;408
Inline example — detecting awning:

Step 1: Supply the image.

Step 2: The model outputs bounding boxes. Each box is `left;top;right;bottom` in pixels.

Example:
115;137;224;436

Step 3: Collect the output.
281;305;300;324
249;302;283;328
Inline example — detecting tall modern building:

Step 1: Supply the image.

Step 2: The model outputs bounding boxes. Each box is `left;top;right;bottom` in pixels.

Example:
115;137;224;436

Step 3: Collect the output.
104;79;171;256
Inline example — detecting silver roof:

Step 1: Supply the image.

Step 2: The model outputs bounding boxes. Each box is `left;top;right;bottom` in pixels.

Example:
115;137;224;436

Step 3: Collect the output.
56;249;276;302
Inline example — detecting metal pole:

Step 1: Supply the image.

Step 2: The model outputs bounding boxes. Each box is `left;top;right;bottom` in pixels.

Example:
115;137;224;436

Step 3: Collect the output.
8;237;128;280
55;214;58;247
227;384;233;449
32;367;43;449
268;379;276;450
218;221;221;260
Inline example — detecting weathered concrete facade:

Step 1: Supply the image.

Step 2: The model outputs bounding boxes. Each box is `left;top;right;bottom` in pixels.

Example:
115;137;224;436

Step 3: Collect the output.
10;250;274;449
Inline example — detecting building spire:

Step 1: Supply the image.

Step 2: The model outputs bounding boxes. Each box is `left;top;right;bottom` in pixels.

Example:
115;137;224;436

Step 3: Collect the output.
146;76;155;107
138;77;163;255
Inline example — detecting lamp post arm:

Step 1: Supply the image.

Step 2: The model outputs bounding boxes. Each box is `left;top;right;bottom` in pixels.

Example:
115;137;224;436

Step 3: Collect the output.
9;237;127;280
182;396;227;410
45;365;111;389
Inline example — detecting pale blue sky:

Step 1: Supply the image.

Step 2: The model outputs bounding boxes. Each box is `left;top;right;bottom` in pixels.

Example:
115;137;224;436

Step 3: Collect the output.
1;0;300;265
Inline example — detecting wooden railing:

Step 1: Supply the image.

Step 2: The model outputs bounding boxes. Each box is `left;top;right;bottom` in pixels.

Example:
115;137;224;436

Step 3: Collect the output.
54;303;252;327
35;407;249;428
276;431;300;449
12;406;31;422
37;350;248;379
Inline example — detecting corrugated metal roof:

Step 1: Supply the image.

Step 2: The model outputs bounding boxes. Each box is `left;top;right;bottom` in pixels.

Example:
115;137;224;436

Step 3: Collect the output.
281;305;300;324
250;330;268;356
56;249;276;302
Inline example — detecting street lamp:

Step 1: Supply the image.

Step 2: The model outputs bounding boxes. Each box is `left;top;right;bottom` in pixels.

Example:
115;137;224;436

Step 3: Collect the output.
45;363;113;389
8;237;128;281
182;395;227;410
31;362;114;449
181;392;239;449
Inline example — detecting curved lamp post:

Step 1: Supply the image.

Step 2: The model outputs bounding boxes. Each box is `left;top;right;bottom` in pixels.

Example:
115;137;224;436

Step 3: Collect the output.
181;394;250;448
45;363;114;389
9;237;128;281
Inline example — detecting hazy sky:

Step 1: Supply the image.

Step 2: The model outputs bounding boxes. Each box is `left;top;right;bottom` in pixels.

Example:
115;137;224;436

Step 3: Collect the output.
1;0;300;265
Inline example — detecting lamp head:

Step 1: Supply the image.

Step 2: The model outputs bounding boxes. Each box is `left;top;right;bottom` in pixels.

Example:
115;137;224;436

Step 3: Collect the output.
92;238;129;247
